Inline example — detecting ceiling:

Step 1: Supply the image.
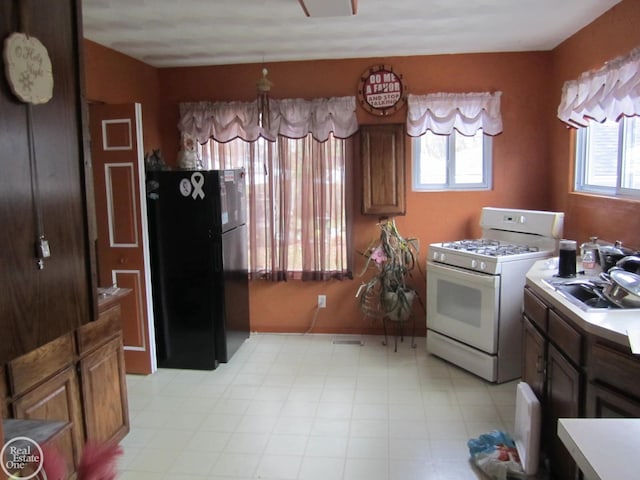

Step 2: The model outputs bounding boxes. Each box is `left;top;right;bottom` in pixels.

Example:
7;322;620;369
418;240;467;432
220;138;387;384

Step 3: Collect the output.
82;0;621;68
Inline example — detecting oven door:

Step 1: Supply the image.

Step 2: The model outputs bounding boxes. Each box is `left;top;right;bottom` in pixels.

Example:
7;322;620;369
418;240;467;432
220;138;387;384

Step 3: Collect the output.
427;261;500;353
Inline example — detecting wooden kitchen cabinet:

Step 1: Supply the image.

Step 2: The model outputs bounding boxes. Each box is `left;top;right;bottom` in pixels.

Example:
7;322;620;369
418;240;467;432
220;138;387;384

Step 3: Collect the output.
522;286;583;480
587;381;640;418
79;337;128;443
523;282;640;479
586;339;640;418
12;366;84;474
360;123;406;216
0;298;129;474
546;344;581;480
7;333;84;474
77;303;129;444
522;317;546;400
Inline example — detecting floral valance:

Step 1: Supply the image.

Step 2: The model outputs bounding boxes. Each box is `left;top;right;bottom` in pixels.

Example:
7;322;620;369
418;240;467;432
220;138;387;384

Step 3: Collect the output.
406;91;503;137
557;46;640;127
178;96;358;143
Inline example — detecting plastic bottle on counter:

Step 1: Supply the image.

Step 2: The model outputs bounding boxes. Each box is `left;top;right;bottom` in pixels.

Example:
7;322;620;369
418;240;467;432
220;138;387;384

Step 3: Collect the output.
582;249;596;276
580;236;602;276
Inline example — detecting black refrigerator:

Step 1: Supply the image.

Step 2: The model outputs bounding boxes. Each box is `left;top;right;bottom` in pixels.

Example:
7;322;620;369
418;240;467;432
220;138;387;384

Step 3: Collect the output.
146;169;250;370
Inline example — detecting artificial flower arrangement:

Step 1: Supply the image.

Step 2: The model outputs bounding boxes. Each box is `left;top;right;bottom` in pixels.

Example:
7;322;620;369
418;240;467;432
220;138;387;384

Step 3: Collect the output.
356;218;422;323
41;441;123;480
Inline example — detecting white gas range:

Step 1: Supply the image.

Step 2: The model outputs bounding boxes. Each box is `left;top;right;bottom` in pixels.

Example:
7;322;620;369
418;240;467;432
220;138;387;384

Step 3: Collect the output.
426;207;564;383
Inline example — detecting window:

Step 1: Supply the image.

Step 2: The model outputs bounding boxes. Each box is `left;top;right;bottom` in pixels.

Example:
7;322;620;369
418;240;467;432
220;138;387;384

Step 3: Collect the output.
198;133;352;281
412;129;492;191
575;116;640;197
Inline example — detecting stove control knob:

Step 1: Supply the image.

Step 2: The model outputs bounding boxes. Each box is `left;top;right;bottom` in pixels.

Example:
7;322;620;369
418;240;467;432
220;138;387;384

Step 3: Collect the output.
480;261;487;270
439;253;446;262
471;259;478;269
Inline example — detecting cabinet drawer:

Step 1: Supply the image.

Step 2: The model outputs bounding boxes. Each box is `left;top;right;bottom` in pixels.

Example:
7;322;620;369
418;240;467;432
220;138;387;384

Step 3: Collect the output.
590;342;640;400
8;333;76;397
548;310;582;365
523;288;547;332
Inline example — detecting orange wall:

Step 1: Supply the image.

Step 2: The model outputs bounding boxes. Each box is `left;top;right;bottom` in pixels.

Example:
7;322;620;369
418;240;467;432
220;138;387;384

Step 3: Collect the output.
82;0;639;336
549;0;640;248
156;52;552;335
83;39;162;154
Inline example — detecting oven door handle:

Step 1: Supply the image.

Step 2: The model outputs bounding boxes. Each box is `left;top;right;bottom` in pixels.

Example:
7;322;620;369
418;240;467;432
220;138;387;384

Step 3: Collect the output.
427;261;499;286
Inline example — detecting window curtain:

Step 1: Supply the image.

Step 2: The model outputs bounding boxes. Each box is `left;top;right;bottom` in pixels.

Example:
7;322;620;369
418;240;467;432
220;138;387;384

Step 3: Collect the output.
179;97;356;281
557;46;640;127
178;96;358;143
406;92;503;137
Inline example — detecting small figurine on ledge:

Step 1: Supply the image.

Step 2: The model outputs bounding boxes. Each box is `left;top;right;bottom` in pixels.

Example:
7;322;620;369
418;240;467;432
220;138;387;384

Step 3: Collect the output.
144;148;168;171
177;133;202;170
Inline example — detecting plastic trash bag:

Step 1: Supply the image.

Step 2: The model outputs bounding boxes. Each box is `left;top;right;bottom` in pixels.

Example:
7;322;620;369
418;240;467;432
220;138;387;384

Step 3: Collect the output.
467;430;525;480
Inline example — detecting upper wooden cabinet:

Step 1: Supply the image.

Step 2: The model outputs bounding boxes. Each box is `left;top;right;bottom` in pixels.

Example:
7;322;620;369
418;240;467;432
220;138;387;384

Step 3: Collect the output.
360;124;406;216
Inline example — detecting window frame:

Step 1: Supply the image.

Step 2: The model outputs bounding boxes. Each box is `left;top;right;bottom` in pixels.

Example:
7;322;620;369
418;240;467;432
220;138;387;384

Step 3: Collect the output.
574;116;640;198
411;130;493;192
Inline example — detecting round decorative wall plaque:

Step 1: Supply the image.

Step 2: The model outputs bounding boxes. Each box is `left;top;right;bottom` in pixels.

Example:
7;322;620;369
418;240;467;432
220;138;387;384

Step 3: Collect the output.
3;32;54;105
358;64;407;116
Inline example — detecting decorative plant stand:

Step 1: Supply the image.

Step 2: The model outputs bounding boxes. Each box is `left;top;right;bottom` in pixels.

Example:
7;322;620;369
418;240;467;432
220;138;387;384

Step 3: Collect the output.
360;286;416;352
382;315;416;352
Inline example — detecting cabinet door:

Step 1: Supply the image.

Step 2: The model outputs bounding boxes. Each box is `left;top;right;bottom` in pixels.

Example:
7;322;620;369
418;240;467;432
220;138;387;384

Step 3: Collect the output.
587;381;640;418
547;344;581;480
79;336;129;444
589;342;640;400
361;124;406;216
13;367;84;475
522;316;546;400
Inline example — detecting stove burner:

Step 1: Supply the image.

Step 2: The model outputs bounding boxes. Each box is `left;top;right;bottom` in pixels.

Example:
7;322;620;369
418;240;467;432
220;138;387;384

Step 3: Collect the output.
440;239;540;257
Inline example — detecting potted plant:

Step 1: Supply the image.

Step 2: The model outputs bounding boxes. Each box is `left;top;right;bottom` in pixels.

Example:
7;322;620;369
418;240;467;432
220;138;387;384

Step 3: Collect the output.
356;218;421;324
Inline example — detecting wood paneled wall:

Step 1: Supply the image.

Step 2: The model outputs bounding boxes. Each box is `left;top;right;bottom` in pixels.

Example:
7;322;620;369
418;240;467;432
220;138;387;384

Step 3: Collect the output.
0;0;95;364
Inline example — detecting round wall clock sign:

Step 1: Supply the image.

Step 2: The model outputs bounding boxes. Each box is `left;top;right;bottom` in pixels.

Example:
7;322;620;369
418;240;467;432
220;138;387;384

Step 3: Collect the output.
3;32;54;105
358;65;407;116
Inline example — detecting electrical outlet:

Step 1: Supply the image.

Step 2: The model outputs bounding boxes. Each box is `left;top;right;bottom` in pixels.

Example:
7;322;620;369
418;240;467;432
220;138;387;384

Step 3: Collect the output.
318;294;326;308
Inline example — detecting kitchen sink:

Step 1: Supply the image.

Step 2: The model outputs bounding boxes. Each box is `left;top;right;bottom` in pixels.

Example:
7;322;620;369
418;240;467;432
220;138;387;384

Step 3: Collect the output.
542;278;616;311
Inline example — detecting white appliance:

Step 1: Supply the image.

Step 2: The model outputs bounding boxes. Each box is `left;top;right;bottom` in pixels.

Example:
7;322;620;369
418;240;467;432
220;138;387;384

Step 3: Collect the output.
426;207;564;383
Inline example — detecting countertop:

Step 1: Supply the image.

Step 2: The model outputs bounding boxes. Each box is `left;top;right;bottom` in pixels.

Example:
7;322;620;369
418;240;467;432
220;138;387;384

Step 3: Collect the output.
558;418;640;480
526;259;640;348
97;287;132;313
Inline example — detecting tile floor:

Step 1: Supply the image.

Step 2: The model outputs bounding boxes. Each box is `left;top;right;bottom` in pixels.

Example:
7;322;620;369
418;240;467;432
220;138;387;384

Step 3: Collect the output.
119;333;520;479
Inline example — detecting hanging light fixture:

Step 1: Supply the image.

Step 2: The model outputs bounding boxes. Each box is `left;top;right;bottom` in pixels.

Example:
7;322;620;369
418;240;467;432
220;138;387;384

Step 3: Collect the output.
256;67;274;128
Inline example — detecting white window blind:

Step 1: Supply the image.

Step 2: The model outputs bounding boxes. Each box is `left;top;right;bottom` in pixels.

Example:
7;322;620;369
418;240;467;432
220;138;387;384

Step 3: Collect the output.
406;92;503;137
178;96;358;144
558;46;640;127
